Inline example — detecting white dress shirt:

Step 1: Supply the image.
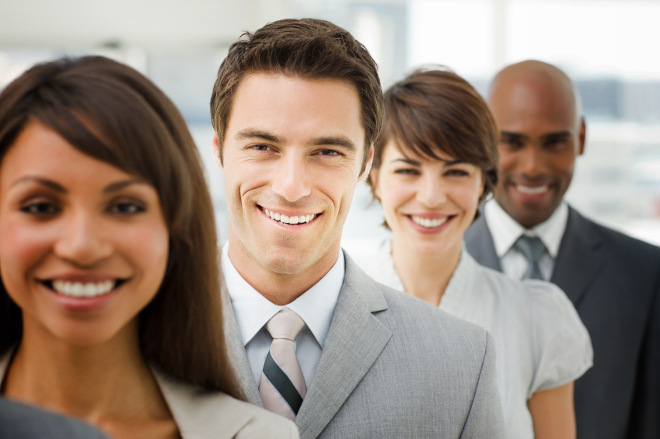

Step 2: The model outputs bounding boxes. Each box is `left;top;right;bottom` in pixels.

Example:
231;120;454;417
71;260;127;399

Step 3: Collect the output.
484;199;569;281
222;243;344;389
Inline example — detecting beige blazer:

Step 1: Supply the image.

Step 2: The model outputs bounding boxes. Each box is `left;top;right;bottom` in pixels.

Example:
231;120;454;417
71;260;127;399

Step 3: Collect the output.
0;350;298;439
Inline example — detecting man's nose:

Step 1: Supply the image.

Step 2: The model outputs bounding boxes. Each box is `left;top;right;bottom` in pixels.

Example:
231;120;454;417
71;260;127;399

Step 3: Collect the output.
518;146;545;177
271;154;312;202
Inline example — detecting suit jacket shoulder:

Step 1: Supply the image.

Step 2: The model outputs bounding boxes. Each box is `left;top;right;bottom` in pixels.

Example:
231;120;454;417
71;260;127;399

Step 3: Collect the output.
0;398;109;439
153;368;299;439
294;253;505;439
464;213;500;272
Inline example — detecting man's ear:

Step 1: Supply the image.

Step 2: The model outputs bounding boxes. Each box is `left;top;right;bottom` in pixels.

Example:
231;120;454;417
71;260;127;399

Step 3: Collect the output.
369;167;380;199
212;132;224;170
357;144;375;183
578;117;586;156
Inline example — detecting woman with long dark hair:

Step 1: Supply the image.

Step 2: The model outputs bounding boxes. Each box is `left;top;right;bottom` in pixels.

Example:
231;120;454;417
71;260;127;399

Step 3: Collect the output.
0;56;297;439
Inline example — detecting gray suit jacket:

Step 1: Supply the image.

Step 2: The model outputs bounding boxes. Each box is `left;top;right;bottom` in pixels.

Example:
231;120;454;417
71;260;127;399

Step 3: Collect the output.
223;252;505;439
0;398;109;439
465;205;660;439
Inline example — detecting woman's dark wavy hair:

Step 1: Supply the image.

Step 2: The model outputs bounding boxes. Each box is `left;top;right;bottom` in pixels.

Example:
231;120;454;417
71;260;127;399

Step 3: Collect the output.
0;56;243;399
368;66;499;222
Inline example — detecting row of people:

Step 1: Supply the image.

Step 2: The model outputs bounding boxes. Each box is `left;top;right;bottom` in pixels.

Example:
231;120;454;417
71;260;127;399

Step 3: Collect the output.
0;17;657;439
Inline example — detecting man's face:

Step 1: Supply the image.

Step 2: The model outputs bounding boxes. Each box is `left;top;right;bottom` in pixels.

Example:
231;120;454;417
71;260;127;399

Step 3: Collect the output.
217;73;370;296
489;79;585;228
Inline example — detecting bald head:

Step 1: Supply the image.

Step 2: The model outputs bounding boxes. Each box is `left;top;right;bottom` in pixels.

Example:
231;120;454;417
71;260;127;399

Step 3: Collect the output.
489;60;581;130
488;60;586;228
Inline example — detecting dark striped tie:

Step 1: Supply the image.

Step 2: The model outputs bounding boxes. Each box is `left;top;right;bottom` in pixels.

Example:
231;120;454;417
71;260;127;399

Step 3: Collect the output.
259;309;306;421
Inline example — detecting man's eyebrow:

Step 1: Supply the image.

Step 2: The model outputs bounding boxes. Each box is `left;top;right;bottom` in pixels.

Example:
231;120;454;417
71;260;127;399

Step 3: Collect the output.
500;131;528;140
540;131;571;141
310;136;356;151
235;129;283;144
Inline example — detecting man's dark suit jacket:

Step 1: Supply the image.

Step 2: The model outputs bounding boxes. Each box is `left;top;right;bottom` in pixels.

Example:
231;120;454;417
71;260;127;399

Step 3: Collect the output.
465;205;660;439
0;397;109;439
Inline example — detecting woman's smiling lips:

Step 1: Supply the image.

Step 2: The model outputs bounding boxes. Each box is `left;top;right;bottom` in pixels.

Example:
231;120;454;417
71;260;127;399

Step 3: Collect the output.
37;275;128;301
405;213;454;232
36;276;129;313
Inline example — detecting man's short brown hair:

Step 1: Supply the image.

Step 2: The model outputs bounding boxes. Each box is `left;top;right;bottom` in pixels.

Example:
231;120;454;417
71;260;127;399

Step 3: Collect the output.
210;18;383;172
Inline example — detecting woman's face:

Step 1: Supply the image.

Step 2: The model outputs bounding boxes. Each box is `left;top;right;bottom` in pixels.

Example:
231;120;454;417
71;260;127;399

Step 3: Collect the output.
0;120;169;347
371;140;484;258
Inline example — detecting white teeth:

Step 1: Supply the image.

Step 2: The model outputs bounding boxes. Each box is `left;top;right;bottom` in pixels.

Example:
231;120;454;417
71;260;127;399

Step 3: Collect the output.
52;280;116;298
411;216;449;228
264;208;315;225
517;185;548;195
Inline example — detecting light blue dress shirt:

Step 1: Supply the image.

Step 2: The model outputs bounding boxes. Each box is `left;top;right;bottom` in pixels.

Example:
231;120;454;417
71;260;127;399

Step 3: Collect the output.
221;243;344;388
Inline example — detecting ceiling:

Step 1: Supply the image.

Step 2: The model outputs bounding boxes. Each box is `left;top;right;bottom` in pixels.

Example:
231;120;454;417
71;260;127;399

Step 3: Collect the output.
0;0;303;50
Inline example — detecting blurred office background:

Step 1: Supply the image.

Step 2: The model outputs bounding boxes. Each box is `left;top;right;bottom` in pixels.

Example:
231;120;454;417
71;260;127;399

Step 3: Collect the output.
2;0;660;254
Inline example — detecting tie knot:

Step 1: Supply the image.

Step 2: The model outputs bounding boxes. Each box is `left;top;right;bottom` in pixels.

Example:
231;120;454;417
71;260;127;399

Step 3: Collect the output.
266;309;305;341
514;235;546;263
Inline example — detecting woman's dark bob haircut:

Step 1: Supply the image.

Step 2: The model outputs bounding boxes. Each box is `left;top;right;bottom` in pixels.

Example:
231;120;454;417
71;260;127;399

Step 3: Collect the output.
0;56;243;399
369;66;498;210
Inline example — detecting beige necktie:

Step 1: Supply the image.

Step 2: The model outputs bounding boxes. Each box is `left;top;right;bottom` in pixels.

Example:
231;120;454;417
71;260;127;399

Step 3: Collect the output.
515;235;546;280
259;309;307;420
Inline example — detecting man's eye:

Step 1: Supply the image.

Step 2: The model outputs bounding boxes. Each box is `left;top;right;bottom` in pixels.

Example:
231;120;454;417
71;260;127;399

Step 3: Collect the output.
544;138;568;149
20;202;59;216
320;149;341;157
250;144;271;151
501;137;523;148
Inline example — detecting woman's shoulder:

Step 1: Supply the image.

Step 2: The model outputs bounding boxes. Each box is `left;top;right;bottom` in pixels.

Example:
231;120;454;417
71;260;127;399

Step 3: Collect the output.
153;368;299;439
466;252;570;308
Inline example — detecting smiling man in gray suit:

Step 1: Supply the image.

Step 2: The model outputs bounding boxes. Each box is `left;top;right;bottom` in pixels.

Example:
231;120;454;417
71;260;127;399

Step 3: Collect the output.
465;60;660;439
209;18;504;439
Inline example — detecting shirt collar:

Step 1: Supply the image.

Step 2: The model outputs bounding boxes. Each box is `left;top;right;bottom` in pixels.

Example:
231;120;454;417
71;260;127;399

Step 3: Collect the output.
484;199;568;258
222;242;343;348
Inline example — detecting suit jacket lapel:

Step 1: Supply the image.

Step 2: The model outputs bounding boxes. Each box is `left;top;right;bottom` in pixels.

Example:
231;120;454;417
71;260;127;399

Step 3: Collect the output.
296;254;392;439
551;206;605;306
221;286;262;406
465;214;502;272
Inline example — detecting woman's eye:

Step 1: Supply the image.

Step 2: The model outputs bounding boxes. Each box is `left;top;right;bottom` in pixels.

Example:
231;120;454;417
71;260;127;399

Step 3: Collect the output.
394;168;419;175
110;202;145;215
20;202;59;216
446;169;469;177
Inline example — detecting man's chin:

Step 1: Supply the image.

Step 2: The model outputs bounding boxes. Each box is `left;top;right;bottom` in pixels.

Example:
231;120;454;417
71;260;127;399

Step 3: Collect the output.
260;253;311;276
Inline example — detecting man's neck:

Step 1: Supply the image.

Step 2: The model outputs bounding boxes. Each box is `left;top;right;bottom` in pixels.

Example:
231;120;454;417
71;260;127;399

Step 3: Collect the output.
226;242;341;305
